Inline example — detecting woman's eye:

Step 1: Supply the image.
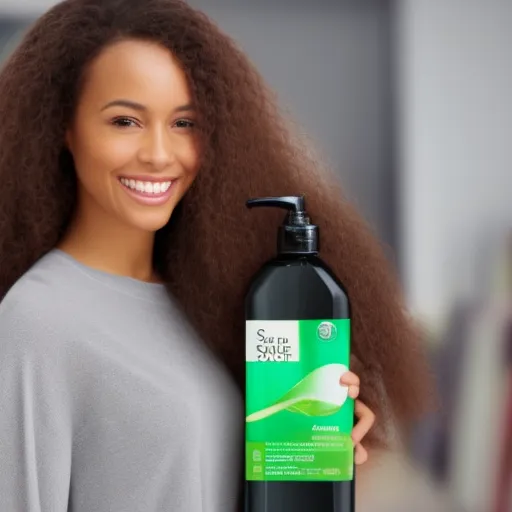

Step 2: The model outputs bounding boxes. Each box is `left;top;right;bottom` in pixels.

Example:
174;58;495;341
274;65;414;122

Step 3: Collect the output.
174;119;195;129
111;117;139;128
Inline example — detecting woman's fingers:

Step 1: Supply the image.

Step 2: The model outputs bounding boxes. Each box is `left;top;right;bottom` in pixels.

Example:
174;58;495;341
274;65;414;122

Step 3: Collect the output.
340;371;360;387
339;372;375;466
340;371;360;399
354;442;368;465
352;399;376;444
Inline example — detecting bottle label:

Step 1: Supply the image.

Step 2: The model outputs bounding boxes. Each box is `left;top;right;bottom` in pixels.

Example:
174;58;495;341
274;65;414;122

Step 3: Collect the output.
245;319;354;482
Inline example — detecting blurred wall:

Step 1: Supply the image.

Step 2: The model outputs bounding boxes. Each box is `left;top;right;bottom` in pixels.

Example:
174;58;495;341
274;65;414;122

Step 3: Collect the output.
396;0;512;326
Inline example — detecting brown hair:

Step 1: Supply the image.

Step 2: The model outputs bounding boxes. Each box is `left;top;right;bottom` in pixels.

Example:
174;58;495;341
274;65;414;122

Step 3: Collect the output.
0;0;433;447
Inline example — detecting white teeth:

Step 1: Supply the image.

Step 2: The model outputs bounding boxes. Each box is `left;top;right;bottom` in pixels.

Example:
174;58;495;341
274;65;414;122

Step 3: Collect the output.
120;178;172;195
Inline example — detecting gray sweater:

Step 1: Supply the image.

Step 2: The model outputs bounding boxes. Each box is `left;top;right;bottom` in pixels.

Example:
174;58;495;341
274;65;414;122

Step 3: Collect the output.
0;249;243;512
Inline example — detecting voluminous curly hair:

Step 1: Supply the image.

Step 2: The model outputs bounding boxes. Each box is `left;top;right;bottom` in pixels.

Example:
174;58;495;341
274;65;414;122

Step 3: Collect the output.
0;0;433;447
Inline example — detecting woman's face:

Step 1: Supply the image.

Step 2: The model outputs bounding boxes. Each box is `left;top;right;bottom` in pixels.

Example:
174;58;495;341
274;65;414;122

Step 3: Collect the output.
66;39;200;233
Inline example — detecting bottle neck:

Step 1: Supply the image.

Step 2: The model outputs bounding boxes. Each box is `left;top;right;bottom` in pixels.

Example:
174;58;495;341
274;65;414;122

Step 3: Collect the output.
277;224;319;254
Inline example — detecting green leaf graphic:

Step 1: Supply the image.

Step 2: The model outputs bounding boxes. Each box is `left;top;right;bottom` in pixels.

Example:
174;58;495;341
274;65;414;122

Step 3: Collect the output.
246;363;349;423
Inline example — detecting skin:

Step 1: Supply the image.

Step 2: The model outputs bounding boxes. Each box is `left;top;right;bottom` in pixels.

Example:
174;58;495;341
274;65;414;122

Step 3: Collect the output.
58;38;375;466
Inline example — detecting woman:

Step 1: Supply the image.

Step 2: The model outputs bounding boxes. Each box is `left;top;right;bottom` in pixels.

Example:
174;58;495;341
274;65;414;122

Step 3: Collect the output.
0;0;432;510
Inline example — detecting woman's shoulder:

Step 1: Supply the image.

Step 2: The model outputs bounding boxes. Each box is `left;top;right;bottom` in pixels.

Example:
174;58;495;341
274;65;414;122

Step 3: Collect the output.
0;253;76;356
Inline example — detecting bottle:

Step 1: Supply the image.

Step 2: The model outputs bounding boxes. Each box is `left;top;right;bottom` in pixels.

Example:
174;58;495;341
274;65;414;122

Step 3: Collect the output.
244;195;355;512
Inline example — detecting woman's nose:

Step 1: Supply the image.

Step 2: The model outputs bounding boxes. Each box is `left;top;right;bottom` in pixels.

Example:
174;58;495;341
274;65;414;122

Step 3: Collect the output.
137;128;175;171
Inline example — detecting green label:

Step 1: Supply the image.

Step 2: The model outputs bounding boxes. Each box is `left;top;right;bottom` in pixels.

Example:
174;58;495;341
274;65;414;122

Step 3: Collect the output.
246;319;354;482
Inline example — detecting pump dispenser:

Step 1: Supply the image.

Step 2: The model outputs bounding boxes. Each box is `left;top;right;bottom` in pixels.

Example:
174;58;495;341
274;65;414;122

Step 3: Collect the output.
244;196;355;512
246;196;319;255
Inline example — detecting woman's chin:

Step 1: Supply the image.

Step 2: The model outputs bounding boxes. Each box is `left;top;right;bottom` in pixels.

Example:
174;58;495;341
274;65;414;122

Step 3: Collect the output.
122;208;175;234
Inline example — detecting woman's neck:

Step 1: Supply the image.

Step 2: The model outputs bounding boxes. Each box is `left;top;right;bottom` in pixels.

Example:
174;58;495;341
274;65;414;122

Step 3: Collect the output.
57;209;159;284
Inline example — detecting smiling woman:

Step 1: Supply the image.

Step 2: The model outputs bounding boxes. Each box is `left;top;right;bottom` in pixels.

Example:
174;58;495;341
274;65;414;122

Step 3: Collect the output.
0;0;433;511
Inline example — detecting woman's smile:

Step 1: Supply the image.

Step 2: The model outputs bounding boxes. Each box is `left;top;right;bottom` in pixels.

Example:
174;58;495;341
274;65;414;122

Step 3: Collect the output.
118;175;176;206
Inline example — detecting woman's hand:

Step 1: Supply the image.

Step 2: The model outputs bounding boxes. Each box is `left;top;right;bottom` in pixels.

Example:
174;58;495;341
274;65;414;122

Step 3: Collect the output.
340;371;375;465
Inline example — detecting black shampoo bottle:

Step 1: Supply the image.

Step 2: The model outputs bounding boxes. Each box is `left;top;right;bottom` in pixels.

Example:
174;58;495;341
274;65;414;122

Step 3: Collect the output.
244;196;355;512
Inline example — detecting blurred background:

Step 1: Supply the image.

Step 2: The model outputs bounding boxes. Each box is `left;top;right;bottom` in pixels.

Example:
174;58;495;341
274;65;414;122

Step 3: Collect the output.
0;0;510;510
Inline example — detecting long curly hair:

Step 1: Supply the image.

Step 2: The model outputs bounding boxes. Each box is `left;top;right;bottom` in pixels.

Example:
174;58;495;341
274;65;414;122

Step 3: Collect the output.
0;0;433;447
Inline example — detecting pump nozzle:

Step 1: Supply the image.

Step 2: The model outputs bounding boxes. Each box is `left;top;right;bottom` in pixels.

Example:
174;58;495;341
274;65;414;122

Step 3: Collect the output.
246;195;319;255
246;196;309;227
246;196;305;213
